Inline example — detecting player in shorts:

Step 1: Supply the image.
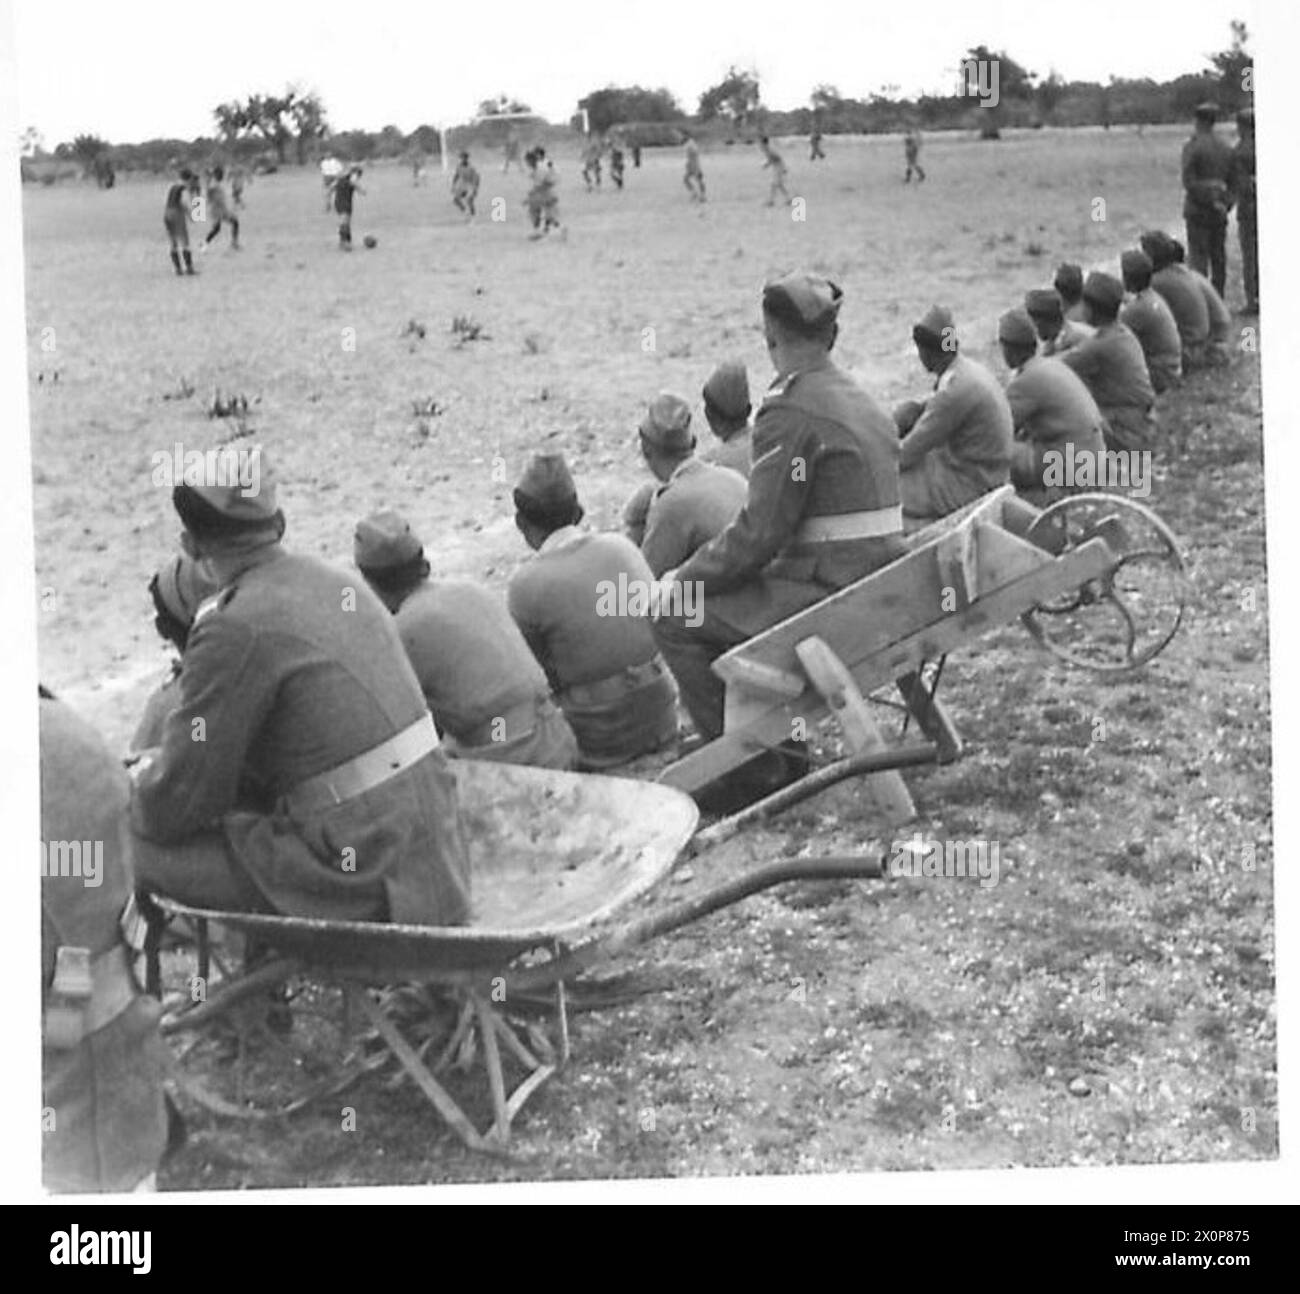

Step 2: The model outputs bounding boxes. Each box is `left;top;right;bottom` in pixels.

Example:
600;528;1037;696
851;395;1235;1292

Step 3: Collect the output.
163;169;199;276
202;165;240;251
683;134;706;202
761;136;790;206
451;151;480;219
333;166;363;249
320;155;343;212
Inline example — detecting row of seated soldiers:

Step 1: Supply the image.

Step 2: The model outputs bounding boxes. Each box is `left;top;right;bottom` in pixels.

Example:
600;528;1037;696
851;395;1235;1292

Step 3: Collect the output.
133;236;1238;812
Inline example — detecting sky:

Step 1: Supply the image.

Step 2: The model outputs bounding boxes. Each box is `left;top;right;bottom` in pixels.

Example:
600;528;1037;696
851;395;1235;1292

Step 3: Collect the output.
5;0;1257;146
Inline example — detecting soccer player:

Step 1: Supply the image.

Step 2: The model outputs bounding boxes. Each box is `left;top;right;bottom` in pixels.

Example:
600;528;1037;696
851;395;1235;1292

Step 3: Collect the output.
320;155;343;212
451;151;480;219
202;165;240;251
683;133;706;203
229;162;248;208
163;168;199;276
581;136;603;191
760;136;790;206
333;166;363;250
609;142;626;190
502;130;523;173
904;128;926;183
526;150;561;238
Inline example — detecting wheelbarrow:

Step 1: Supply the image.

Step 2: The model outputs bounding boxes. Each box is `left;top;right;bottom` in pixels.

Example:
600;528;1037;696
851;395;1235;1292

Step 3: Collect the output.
142;758;887;1153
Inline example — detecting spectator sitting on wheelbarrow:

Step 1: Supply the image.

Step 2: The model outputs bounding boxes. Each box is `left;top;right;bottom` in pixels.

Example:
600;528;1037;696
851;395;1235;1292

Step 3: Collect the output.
127;448;471;926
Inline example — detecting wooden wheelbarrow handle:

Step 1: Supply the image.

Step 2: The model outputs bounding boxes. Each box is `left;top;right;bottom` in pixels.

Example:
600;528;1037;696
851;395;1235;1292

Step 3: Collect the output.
504;853;885;993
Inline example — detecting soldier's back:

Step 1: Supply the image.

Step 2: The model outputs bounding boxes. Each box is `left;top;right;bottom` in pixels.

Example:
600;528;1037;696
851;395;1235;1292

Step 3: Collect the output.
1151;266;1211;347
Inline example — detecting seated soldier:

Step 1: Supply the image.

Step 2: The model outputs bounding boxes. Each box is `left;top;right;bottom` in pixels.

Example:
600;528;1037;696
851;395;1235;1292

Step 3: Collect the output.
42;687;173;1193
653;271;906;806
1141;229;1211;370
128;448;470;925
1059;272;1157;452
131;553;221;754
700;360;753;477
1171;237;1233;365
1054;263;1093;326
896;305;1013;528
998;307;1108;507
1119;248;1183;393
635;392;746;578
509;452;678;769
1025;287;1093;357
354;510;578;770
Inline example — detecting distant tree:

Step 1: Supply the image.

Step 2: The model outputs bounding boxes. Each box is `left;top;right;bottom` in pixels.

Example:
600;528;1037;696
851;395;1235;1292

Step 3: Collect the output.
1207;19;1252;108
698;66;761;129
409;124;441;155
69;133;109;176
212;88;327;164
578;85;681;134
478;94;532;117
1035;70;1067;123
286;88;329;164
961;45;1036;138
213;100;249;144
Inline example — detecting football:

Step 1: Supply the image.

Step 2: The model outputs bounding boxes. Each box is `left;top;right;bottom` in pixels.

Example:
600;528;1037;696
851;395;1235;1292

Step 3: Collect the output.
363;235;377;249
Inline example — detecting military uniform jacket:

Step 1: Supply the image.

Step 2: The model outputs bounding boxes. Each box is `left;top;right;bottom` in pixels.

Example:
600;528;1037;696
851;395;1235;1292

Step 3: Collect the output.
641;457;747;578
1231;135;1256;216
1005;356;1106;481
1120;289;1183;391
42;696;168;1192
1151;266;1211;351
899;354;1014;518
508;528;662;691
1059;321;1156;448
130;546;470;926
1192;270;1233;345
1041;319;1093;357
396;579;551;742
1182;131;1235;223
676;358;904;601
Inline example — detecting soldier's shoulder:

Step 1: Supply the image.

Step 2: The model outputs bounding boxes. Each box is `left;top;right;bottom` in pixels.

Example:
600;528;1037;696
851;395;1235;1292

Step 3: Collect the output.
191;585;237;629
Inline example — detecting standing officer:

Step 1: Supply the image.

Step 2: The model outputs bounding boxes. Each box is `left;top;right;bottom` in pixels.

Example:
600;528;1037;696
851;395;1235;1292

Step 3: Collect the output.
1231;108;1258;315
895;306;1013;527
509;453;678;769
42;688;172;1193
633;394;747;578
1181;101;1235;297
1119;249;1183;393
700;360;753;477
1025;288;1092;357
354;510;578;771
1059;272;1157;452
653;272;906;780
128;448;471;925
997;308;1107;507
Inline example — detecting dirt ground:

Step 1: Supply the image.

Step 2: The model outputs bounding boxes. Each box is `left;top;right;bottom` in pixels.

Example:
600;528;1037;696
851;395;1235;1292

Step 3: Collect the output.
24;126;1274;1186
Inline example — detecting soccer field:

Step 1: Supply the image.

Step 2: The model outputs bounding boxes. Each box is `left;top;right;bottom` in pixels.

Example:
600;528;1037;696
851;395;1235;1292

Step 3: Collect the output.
23;125;1274;1185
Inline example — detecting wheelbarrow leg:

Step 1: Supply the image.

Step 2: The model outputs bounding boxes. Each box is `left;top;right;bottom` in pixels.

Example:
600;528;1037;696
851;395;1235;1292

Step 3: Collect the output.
474;994;511;1145
351;987;492;1154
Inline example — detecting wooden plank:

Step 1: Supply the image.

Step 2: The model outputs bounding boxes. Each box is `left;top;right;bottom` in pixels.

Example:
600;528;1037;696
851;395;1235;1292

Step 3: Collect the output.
897;672;964;761
795;636;915;824
713;654;807;700
972;521;1055;591
935;523;979;609
660;538;1113;793
901;485;1015;552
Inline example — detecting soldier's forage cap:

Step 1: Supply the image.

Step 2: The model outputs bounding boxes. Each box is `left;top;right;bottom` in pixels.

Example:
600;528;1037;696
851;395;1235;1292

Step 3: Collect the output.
997;308;1038;348
1053;263;1084;300
762;271;844;332
702;361;751;421
153;554;220;627
514;452;581;526
1139;229;1178;269
638;393;694;452
355;510;424;572
1082;271;1125;311
913;304;956;349
1024;288;1065;320
1121;249;1153;281
176;445;278;526
1195;101;1220;121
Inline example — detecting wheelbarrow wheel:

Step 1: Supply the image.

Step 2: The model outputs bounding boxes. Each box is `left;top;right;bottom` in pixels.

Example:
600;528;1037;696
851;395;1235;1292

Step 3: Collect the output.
1020;493;1188;674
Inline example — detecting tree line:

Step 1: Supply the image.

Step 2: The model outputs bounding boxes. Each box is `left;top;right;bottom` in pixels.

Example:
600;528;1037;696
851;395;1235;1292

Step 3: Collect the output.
20;22;1252;180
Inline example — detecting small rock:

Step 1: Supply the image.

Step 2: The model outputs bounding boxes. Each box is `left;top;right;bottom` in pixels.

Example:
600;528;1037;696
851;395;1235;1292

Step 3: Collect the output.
1068;1077;1091;1097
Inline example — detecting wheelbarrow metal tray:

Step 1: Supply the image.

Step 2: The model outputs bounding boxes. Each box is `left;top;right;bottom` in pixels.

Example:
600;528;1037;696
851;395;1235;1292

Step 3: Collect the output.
154;760;699;974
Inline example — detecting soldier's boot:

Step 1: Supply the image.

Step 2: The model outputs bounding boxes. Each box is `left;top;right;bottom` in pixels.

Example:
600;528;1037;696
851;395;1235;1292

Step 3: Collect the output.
182;250;196;274
170;250;183;275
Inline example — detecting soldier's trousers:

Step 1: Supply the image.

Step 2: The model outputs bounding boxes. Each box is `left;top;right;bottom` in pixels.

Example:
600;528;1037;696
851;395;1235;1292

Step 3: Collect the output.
1186;217;1228;298
1239;208;1258;308
654;578;826;740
